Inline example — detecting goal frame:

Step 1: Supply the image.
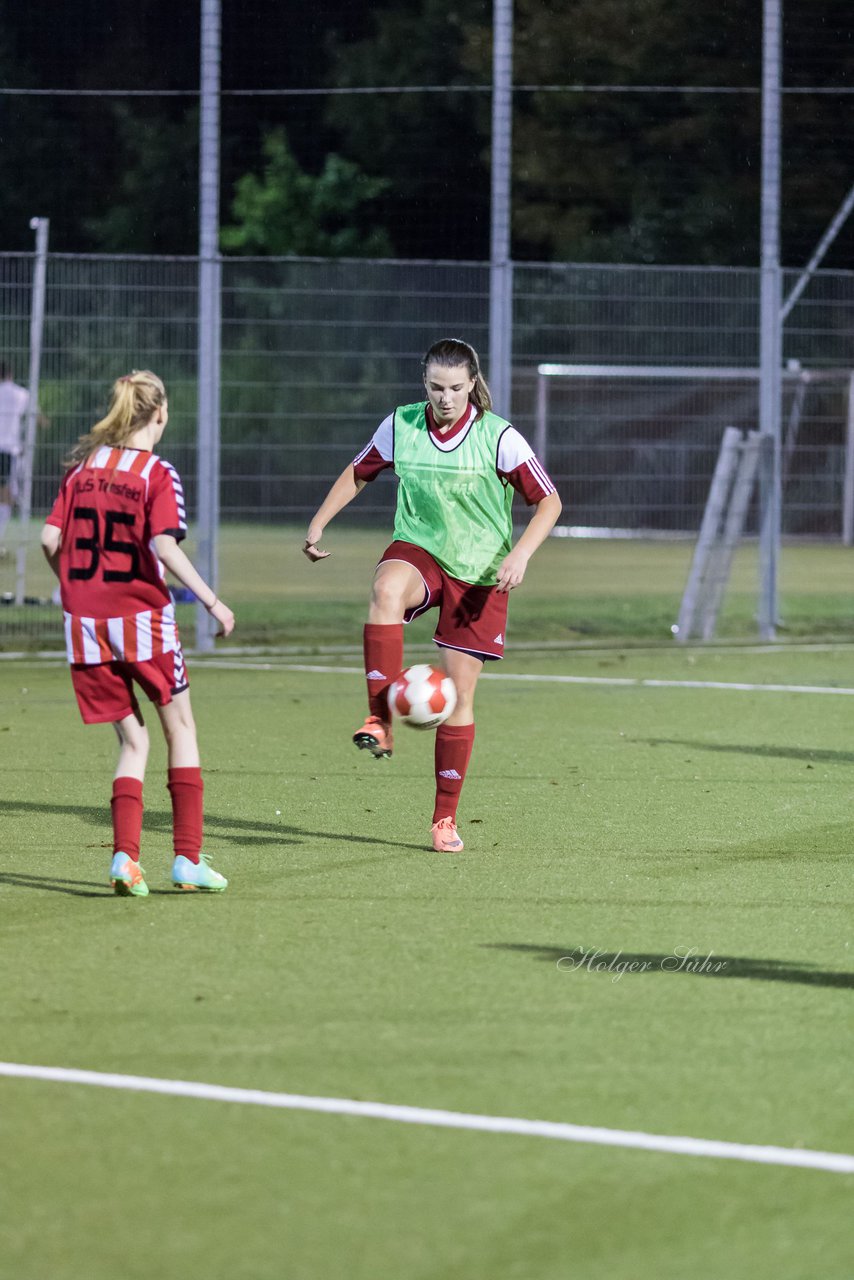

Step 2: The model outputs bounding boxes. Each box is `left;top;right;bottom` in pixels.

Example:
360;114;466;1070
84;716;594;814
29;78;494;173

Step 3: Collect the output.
534;363;854;544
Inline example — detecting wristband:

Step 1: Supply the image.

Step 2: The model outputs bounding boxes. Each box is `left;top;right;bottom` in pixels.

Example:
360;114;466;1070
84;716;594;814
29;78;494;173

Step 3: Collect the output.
205;596;219;612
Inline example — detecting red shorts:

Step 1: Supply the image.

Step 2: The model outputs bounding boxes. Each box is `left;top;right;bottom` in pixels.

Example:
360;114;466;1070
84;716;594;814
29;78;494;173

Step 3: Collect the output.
379;541;508;661
70;648;189;725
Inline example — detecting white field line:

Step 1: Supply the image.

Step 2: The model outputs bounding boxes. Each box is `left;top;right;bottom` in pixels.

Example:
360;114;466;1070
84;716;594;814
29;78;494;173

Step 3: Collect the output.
194;660;854;697
0;1062;851;1175
6;655;854;697
195;642;854;659
6;655;854;698
6;641;854;664
198;640;851;657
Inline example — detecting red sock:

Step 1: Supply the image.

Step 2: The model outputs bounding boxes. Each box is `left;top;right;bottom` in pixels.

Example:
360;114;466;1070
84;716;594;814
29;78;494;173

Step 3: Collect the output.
111;777;144;861
433;723;475;824
167;767;204;863
363;623;403;722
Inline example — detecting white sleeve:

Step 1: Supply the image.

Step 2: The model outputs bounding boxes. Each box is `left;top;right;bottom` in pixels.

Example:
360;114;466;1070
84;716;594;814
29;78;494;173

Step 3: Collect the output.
353;413;394;465
496;426;534;473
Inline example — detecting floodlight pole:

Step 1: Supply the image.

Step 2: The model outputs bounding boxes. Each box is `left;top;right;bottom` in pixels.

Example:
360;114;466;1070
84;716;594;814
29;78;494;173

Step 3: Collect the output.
758;0;783;640
196;0;222;651
14;217;49;606
489;0;513;417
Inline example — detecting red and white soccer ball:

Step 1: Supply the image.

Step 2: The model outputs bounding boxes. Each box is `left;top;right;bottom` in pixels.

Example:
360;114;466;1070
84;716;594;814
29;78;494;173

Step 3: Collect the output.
388;664;457;730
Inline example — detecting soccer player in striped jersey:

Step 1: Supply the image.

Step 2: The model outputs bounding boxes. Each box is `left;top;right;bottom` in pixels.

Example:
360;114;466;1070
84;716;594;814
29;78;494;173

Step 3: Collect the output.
40;371;234;897
304;338;562;853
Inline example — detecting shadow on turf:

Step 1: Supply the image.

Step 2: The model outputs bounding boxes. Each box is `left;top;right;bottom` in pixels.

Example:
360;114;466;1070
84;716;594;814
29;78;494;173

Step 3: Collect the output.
2;799;299;848
0;871;112;898
3;797;428;867
486;943;854;990
0;871;190;898
639;737;854;766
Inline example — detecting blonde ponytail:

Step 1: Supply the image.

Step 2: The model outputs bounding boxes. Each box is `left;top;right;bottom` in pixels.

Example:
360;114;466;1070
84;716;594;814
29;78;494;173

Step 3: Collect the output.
68;370;166;464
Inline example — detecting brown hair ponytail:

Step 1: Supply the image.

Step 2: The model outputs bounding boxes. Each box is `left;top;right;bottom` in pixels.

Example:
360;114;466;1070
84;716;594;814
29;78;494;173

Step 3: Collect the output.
68;370;166;464
421;338;493;418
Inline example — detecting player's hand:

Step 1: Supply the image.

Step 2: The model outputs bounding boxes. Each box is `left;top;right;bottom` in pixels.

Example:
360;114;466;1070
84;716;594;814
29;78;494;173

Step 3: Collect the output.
210;598;235;637
495;548;530;593
303;524;330;562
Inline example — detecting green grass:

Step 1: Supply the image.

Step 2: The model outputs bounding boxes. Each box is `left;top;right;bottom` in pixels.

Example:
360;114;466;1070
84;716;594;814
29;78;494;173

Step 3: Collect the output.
3;523;854;648
1;643;852;1279
214;525;854;644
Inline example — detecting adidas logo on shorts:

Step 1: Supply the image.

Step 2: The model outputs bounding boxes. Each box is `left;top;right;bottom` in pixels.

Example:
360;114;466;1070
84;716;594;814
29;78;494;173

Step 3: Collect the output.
493;633;504;644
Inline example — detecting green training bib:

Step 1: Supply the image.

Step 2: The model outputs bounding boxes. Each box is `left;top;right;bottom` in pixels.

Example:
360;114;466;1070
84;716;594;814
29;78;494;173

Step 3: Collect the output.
391;402;514;586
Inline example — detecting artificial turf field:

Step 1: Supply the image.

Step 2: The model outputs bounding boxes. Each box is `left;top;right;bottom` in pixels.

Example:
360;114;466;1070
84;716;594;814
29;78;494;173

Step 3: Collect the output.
1;534;853;1278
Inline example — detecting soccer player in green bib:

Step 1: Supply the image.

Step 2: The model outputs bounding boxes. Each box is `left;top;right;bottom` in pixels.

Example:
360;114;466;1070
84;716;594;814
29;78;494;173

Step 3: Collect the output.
304;338;562;852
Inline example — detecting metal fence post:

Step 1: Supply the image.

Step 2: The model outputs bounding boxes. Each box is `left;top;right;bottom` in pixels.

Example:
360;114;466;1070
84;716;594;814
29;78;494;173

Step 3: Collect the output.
195;0;222;651
758;0;783;640
489;0;513;418
843;374;854;546
14;217;49;606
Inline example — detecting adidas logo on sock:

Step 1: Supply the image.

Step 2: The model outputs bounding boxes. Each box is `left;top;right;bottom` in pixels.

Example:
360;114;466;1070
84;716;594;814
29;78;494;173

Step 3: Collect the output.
493;633;504;644
438;768;462;780
366;669;387;681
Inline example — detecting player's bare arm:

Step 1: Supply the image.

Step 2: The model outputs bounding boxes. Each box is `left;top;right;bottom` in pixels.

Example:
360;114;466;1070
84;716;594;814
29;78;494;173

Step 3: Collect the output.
153;533;235;636
40;522;61;578
495;490;563;593
303;466;367;562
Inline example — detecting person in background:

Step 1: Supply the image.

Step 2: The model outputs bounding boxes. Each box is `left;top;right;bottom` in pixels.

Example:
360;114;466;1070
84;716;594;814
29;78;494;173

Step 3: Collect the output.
0;363;30;550
303;337;562;853
41;370;234;897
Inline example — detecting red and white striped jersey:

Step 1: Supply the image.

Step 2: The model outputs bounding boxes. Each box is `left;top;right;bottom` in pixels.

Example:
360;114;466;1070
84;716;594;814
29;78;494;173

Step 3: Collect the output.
353;403;556;505
46;446;188;664
63;602;181;665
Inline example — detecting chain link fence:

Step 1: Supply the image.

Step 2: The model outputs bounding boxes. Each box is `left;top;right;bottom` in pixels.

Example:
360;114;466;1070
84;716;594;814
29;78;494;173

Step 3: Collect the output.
2;252;853;646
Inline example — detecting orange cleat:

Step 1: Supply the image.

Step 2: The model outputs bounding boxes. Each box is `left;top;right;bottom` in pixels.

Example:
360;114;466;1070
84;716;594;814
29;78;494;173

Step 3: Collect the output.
431;816;464;853
352;714;393;759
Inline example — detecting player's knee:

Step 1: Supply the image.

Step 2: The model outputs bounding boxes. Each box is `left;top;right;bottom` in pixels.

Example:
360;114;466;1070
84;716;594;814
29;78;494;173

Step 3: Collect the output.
117;719;149;757
370;574;407;615
454;683;477;715
161;694;197;743
444;663;480;714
